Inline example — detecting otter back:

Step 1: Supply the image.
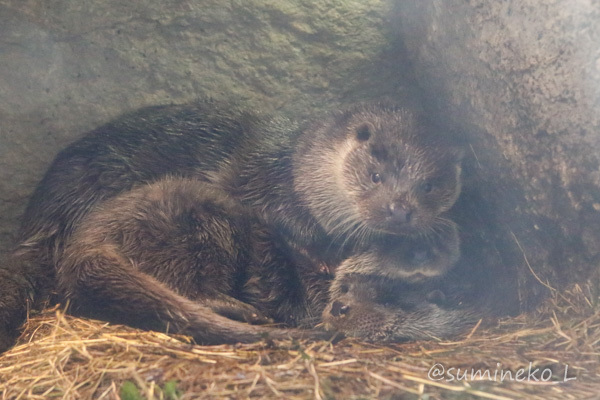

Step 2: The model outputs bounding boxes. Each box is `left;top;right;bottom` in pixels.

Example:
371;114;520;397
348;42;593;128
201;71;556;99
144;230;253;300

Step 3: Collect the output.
1;101;463;349
58;177;326;343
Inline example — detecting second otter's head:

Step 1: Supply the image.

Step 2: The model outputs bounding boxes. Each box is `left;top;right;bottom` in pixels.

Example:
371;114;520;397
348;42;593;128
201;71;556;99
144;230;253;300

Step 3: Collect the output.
294;103;463;242
322;274;479;343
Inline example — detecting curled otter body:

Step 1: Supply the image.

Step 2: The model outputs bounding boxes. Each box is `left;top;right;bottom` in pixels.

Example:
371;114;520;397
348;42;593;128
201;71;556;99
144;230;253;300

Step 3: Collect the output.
59;177;327;343
1;101;462;348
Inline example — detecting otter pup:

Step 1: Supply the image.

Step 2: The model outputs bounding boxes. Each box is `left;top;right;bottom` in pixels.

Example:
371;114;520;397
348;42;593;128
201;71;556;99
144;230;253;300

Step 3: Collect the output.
333;218;460;282
322;274;477;342
58;176;327;343
322;223;466;342
1;101;463;348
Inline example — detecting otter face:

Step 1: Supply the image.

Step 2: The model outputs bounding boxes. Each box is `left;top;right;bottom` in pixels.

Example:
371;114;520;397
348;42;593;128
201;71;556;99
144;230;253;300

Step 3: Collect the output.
342;111;463;237
333;218;460;281
293;103;462;243
323;274;476;342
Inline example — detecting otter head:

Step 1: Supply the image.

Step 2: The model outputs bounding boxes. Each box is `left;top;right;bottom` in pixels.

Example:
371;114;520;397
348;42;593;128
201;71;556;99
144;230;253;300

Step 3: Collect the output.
294;103;463;243
342;109;463;237
323;274;477;342
334;218;460;281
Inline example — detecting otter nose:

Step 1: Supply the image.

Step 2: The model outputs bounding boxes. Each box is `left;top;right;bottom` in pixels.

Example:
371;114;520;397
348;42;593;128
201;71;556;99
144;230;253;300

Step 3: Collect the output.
409;249;430;265
388;202;412;224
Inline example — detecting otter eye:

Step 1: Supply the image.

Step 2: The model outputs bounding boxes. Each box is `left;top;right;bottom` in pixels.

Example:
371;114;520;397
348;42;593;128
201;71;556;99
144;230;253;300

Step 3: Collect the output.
421;181;433;193
356;123;372;141
340;284;350;294
371;173;382;184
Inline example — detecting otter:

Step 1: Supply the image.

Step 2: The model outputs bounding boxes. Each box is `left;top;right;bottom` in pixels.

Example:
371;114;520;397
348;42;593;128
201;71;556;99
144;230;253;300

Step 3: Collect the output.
0;101;463;348
322;274;478;342
58;176;329;343
322;223;467;341
332;218;460;282
58;177;462;344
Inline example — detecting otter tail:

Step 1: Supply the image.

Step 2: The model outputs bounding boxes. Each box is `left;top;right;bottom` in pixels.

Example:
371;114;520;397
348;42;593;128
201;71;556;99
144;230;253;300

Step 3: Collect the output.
0;245;56;352
0;259;29;352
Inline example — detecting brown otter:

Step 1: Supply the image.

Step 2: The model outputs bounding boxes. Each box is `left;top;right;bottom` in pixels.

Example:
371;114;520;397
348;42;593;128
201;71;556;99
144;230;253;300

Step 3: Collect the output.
292;105;463;242
0;101;463;348
322;223;467;341
58;176;328;343
333;218;460;282
322;274;478;342
57;176;461;344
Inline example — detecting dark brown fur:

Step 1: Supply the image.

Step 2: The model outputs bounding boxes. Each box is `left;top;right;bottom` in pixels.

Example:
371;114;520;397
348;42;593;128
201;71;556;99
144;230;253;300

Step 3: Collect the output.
1;101;462;349
322;274;479;342
58;177;328;343
333;218;460;282
322;223;467;342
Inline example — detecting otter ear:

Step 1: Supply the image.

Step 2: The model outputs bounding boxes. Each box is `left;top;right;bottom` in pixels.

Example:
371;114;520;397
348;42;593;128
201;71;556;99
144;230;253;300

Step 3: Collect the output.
355;122;374;142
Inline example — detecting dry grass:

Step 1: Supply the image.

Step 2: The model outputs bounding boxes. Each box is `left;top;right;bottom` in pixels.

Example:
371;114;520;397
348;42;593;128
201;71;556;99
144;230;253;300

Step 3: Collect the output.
1;283;599;400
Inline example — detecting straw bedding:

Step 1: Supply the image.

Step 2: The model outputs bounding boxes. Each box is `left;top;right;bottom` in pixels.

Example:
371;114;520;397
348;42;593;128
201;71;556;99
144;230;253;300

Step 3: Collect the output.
1;282;599;400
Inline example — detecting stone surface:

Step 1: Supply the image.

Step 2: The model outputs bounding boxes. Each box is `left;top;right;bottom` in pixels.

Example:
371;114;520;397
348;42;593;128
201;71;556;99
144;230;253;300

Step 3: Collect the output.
0;0;417;252
394;0;600;310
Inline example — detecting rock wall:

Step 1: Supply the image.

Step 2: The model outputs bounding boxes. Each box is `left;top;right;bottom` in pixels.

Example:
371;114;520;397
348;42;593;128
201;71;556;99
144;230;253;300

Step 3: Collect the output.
2;0;599;312
394;0;600;310
0;0;417;252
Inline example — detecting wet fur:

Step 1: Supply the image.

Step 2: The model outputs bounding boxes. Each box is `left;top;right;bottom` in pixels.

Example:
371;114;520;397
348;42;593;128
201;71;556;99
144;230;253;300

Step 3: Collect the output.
58;177;327;343
323;274;479;342
1;101;463;348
